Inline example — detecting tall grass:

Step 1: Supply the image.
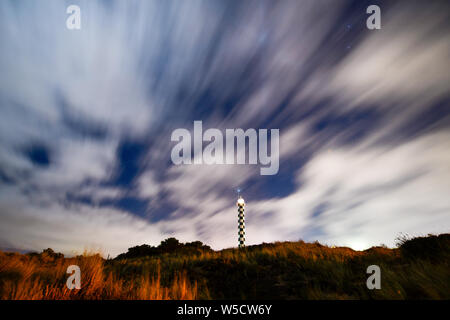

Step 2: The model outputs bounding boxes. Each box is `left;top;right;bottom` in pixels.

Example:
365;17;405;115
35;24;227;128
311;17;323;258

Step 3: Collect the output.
1;234;448;300
0;251;197;300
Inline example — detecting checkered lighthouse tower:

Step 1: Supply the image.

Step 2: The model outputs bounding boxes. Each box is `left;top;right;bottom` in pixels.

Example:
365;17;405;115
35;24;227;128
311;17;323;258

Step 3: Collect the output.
237;196;245;248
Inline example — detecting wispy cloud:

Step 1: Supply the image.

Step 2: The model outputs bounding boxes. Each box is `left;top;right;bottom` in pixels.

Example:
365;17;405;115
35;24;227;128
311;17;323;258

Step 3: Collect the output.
0;0;449;256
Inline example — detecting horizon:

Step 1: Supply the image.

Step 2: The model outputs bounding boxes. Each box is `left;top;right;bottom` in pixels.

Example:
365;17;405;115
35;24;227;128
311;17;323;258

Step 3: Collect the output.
4;232;443;259
0;0;449;258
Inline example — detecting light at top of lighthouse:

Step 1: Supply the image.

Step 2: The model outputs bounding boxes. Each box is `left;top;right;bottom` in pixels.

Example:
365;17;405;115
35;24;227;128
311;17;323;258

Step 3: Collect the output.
237;196;245;206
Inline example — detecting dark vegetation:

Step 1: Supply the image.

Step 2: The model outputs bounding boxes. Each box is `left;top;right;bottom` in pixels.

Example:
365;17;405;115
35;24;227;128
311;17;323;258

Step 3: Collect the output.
115;237;213;259
0;234;449;299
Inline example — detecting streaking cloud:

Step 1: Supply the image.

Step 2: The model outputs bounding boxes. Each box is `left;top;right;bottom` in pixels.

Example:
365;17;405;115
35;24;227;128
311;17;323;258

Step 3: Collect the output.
0;0;449;256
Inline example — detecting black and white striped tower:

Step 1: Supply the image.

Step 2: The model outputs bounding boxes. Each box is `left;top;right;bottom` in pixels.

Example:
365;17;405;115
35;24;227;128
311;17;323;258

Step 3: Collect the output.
237;195;245;248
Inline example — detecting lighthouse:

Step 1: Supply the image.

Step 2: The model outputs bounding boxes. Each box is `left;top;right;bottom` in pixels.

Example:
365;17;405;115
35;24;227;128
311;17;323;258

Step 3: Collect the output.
237;195;245;248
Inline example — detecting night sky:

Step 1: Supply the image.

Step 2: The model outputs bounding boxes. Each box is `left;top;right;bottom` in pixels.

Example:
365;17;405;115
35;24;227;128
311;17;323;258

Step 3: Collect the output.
0;0;449;256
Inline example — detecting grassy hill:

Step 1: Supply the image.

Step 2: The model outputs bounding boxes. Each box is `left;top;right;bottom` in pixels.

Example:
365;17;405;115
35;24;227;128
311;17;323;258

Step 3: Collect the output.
0;234;449;299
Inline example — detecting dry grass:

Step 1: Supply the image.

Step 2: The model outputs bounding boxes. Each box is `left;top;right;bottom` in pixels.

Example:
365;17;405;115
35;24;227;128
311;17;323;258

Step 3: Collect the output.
0;251;197;300
1;234;448;300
